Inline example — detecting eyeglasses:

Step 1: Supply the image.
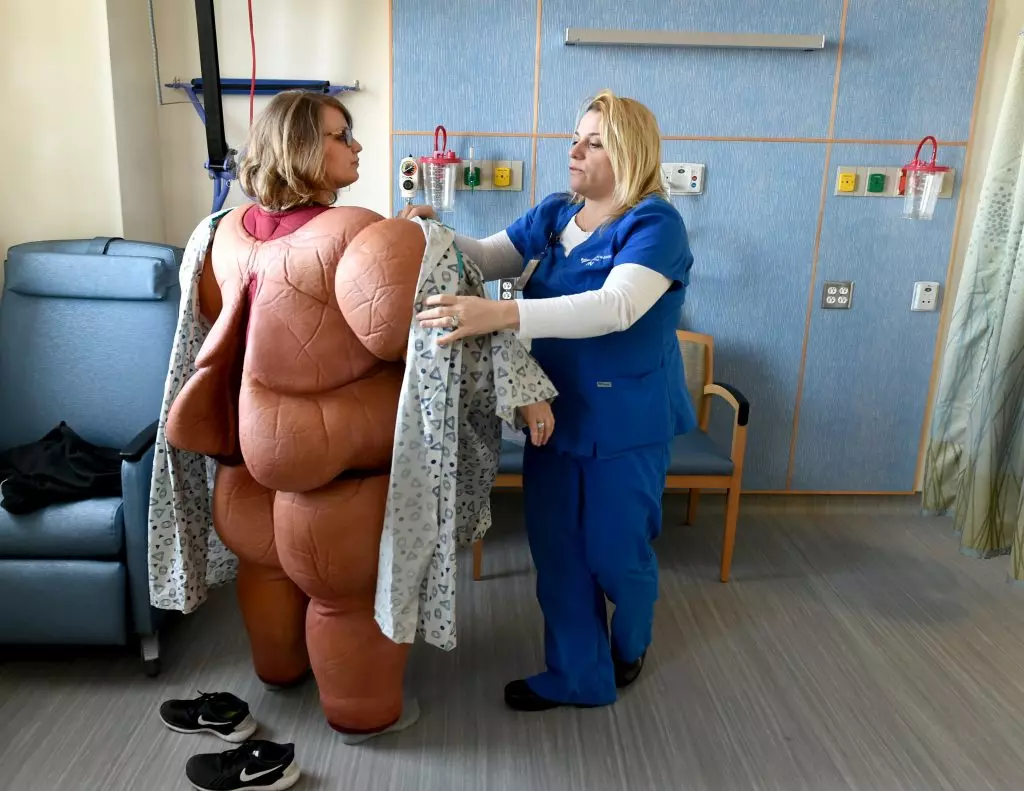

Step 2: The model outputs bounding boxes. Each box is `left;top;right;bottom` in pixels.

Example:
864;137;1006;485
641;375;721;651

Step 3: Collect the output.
326;128;355;147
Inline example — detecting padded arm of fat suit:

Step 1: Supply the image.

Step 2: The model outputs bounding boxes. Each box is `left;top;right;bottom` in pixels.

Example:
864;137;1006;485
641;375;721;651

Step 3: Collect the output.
197;248;223;324
165;284;247;463
335;219;425;361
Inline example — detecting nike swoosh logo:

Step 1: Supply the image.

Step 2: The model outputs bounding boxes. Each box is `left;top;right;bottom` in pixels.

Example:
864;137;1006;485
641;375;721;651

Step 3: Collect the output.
197;716;233;726
240;765;282;782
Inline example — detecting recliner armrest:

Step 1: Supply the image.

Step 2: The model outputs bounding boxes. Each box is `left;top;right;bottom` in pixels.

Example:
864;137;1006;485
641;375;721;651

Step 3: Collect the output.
704;382;750;427
121;420;159;462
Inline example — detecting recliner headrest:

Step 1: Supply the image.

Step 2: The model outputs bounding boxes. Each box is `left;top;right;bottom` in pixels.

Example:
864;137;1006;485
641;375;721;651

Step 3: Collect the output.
3;251;177;301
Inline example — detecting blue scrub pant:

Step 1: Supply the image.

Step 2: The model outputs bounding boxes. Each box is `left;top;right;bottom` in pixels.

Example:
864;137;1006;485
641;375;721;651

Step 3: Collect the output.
522;441;671;706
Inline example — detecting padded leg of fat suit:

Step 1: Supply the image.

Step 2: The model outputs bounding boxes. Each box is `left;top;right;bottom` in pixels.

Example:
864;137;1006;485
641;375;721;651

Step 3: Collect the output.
274;473;410;734
213;464;310;686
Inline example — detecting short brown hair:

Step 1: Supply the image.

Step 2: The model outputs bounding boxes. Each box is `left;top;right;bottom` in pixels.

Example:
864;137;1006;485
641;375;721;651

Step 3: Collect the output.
237;91;352;211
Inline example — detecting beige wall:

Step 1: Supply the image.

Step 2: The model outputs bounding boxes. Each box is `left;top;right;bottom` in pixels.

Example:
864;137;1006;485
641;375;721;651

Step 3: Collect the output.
0;1;124;275
107;0;167;243
917;2;1023;487
152;0;391;246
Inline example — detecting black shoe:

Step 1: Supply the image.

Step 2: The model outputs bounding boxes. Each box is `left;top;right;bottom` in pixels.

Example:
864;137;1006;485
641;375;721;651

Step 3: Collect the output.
504;679;563;711
159;691;258;743
503;679;603;712
185;740;300;791
614;650;646;689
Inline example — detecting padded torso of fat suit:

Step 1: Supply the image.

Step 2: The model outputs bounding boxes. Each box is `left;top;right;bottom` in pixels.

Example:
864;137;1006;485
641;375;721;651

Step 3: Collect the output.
165;205;423;492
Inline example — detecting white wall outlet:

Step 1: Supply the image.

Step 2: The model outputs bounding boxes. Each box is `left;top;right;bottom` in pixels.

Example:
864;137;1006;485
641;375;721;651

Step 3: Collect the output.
911;281;940;312
822;280;854;309
662;163;704;195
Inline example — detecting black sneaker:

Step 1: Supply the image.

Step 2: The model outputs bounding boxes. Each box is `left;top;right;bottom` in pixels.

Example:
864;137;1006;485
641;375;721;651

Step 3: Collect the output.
185;740;300;791
159;691;258;743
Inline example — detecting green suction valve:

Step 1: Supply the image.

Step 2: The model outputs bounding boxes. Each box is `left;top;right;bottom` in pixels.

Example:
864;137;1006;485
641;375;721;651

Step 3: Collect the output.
463;146;481;190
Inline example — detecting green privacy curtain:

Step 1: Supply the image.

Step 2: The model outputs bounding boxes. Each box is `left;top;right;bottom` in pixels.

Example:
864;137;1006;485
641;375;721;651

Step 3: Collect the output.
923;32;1024;580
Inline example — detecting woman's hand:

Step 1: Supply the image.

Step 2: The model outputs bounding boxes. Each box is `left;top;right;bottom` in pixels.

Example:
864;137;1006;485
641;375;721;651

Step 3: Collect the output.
519;400;554;446
397;204;435;221
417;294;519;346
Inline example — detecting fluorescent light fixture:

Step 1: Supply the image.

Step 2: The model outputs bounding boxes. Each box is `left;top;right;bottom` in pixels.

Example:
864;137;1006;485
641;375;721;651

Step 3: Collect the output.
564;28;826;51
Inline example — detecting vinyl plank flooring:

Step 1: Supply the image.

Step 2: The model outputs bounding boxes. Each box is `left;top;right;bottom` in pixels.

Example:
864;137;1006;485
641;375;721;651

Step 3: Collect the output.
2;494;1024;791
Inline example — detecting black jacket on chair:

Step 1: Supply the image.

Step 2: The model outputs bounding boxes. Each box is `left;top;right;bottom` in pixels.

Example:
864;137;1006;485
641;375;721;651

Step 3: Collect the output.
0;421;122;515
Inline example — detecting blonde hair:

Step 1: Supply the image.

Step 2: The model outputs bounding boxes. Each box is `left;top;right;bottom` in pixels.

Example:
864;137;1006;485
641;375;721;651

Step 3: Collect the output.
573;89;667;218
237;91;352;211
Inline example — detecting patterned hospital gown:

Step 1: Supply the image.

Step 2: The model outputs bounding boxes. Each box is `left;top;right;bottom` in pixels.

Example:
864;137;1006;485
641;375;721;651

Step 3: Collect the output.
147;211;237;613
374;219;557;651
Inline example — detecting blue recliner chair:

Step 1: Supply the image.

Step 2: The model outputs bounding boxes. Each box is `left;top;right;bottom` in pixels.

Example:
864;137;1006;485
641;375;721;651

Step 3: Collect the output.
0;237;182;674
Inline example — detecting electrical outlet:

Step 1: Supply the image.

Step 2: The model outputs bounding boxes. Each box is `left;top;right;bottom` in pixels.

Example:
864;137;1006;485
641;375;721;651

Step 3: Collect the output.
911;281;940;311
822;280;854;309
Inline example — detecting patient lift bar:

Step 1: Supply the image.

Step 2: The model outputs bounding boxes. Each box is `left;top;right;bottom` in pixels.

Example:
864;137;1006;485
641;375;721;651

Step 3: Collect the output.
165;0;359;213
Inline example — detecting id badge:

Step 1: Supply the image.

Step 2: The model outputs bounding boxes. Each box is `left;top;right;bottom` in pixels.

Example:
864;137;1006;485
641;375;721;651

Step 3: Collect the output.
517;258;541;290
498;258;541;301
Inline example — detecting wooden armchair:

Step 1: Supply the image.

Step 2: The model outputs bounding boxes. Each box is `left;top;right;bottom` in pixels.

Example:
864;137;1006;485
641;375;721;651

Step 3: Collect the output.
665;330;750;582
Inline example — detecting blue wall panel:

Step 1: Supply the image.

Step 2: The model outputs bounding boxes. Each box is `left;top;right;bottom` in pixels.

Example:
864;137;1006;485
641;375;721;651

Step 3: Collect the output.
393;0;988;491
667;141;825;491
537;0;844;137
833;0;987;141
392;135;534;240
791;143;966;491
392;0;537;133
535;138;825;490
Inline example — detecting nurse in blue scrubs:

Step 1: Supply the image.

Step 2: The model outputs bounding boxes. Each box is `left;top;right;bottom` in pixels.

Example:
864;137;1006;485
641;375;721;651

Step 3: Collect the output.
412;89;696;711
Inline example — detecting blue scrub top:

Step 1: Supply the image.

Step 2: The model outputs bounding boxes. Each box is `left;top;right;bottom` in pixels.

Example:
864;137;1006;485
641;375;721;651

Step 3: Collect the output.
506;192;697;458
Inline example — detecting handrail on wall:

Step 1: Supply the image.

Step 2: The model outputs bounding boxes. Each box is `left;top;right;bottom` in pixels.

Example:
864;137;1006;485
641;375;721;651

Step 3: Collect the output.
564;28;827;51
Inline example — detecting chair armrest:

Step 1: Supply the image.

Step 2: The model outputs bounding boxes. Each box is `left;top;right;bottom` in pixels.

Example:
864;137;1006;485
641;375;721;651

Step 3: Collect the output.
121;420;159;462
121;427;163;637
704;382;750;427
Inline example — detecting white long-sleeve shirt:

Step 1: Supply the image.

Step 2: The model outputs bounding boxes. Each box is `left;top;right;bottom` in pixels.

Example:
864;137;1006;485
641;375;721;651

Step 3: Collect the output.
455;214;671;341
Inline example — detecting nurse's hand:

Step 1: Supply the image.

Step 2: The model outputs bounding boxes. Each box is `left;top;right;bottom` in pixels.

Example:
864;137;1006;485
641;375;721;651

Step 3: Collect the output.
417;294;519;345
519;400;554;446
397;204;435;221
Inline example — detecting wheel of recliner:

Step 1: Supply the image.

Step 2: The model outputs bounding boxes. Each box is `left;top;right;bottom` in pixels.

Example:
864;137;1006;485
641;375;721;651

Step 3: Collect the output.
143;657;161;677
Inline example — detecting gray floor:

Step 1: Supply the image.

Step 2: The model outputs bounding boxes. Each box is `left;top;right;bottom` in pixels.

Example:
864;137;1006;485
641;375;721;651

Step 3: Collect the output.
3;494;1024;791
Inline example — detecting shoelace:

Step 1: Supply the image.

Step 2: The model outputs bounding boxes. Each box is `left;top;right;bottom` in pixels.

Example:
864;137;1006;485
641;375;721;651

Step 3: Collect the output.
215;744;260;773
189;691;237;718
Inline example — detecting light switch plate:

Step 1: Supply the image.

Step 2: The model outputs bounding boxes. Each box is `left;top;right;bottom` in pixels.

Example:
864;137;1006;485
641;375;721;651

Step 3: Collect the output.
822;280;854;309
